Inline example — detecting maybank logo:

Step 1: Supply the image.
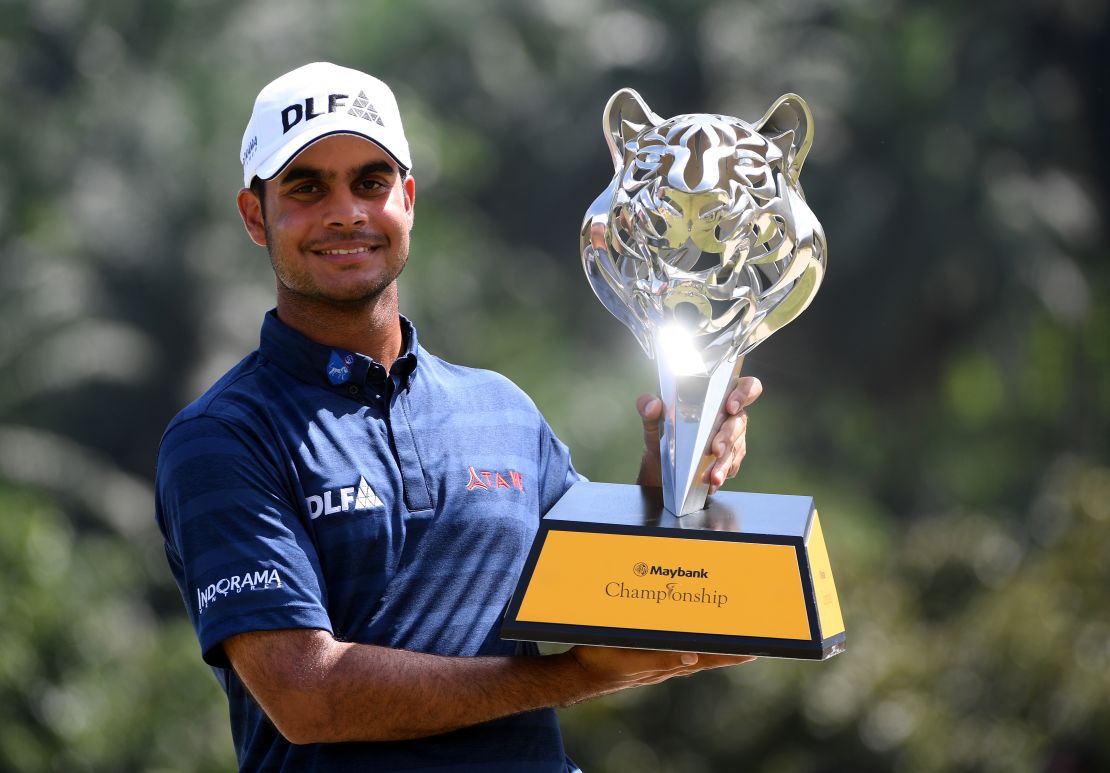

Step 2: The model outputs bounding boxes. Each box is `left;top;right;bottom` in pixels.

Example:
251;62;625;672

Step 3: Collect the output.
606;562;724;608
638;563;710;579
305;477;383;519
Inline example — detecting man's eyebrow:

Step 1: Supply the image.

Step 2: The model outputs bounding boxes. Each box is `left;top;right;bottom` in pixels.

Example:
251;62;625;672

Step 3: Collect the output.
278;160;396;186
279;165;326;185
354;160;397;178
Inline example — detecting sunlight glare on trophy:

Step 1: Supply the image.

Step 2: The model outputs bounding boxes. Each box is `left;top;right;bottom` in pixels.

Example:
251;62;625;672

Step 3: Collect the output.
657;322;707;378
581;87;828;515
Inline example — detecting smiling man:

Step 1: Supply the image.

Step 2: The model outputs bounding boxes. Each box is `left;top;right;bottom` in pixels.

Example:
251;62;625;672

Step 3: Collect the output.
155;62;762;772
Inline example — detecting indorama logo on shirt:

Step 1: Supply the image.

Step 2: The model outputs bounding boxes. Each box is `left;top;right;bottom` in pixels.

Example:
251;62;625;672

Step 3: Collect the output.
305;476;383;519
197;567;282;615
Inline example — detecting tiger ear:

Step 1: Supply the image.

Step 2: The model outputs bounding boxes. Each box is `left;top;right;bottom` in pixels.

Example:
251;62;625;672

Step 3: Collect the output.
603;88;662;170
755;93;814;182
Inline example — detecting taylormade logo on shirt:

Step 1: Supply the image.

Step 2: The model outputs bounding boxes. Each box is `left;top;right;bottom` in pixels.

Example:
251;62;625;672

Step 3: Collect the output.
305;477;383;519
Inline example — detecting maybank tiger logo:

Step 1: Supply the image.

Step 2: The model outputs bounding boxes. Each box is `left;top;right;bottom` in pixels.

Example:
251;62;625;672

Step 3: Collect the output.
634;562;708;579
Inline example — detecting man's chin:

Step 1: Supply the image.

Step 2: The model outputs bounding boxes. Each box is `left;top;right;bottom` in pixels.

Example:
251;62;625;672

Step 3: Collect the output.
323;284;393;306
282;280;395;308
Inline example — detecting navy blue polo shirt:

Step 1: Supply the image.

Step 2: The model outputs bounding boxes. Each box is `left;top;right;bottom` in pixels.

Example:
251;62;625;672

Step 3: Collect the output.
155;311;581;772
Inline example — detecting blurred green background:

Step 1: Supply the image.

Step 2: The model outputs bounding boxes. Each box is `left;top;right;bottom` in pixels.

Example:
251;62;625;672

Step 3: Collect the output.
2;0;1108;770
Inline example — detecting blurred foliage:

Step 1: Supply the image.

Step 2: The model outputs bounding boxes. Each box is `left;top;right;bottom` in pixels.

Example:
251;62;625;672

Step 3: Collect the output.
1;0;1107;770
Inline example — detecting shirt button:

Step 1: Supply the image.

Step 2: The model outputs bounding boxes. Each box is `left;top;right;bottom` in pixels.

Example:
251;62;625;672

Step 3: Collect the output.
348;385;359;395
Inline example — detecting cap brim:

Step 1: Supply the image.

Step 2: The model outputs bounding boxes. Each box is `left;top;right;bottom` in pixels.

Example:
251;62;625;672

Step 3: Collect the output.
251;125;410;187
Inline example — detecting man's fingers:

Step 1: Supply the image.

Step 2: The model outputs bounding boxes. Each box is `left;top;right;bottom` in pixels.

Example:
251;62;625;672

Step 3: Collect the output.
711;411;748;458
705;408;750;473
728;437;747;478
637;393;662;420
571;645;692;678
703;407;750;490
629;653;757;684
568;646;756;696
640;376;759;490
663;652;753;669
570;646;750;680
709;436;746;485
726;376;763;414
692;653;755;669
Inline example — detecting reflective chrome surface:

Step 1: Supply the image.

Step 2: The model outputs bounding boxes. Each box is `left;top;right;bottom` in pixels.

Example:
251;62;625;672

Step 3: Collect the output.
582;89;827;515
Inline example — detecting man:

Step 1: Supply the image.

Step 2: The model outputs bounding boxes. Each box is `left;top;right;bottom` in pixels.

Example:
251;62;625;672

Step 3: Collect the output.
155;62;763;772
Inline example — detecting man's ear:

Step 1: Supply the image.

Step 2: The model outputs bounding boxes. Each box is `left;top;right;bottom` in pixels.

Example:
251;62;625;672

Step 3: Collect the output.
237;187;268;247
403;174;416;214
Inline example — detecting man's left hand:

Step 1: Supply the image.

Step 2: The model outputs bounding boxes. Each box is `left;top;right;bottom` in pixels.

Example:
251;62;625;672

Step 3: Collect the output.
636;376;763;494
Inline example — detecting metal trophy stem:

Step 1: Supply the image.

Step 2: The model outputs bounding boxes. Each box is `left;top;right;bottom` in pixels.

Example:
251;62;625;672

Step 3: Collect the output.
657;342;745;516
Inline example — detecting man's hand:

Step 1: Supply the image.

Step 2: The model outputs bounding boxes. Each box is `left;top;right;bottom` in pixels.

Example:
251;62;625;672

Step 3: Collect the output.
564;645;754;698
636;376;763;494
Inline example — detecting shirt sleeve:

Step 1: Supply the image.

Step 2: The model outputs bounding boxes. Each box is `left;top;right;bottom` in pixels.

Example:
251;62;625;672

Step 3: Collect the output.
535;419;584;517
155;414;333;668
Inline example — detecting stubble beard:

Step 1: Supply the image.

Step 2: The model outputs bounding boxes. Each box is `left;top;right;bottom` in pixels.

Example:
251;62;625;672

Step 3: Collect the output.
265;220;408;308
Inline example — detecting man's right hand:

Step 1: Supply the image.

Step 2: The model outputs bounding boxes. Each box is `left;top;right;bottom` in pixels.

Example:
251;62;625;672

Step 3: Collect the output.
563;645;754;699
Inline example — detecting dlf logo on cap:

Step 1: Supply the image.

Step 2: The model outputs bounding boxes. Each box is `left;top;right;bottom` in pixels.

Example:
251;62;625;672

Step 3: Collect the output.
240;62;412;187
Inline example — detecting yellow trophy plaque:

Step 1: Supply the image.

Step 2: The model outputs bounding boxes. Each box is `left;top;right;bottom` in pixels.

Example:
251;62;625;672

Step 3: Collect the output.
503;483;844;659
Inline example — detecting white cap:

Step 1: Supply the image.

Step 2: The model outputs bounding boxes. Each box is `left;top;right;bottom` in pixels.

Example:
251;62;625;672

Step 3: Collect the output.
240;62;412;187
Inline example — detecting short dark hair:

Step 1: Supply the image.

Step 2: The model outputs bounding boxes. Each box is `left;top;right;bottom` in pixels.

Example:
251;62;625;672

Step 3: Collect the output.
249;175;266;220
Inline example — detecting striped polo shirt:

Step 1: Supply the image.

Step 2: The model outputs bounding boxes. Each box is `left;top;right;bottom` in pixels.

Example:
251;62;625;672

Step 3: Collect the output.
155;310;581;772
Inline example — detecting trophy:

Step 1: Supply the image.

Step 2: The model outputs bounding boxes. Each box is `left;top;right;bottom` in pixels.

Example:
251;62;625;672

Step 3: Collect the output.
502;89;845;659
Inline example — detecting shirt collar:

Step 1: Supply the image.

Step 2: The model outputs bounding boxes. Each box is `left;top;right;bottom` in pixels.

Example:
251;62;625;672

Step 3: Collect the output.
258;309;420;391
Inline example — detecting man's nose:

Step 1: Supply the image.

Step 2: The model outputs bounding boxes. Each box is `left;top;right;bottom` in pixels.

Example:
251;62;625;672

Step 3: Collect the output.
324;189;368;229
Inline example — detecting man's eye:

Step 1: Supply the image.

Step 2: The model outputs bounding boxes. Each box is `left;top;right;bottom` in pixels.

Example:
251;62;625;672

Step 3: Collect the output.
358;179;387;191
291;183;322;194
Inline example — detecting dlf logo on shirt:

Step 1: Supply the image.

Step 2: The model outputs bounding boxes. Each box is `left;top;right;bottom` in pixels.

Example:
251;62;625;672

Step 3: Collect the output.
305;477;383;519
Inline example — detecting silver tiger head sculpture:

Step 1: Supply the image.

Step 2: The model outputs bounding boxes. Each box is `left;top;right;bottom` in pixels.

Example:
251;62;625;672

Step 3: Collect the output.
581;89;827;515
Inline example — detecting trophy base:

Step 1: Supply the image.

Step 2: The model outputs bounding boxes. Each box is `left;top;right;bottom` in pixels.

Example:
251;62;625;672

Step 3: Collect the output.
501;482;846;660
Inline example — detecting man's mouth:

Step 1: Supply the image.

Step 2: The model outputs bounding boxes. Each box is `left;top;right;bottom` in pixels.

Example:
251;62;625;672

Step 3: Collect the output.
316;247;372;255
309;240;385;257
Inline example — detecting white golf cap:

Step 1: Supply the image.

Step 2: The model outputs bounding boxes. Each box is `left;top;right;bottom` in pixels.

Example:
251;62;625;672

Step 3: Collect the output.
240;62;411;187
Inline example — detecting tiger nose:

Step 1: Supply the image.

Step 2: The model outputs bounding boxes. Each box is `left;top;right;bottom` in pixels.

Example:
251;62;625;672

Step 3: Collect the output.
658;188;729;249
